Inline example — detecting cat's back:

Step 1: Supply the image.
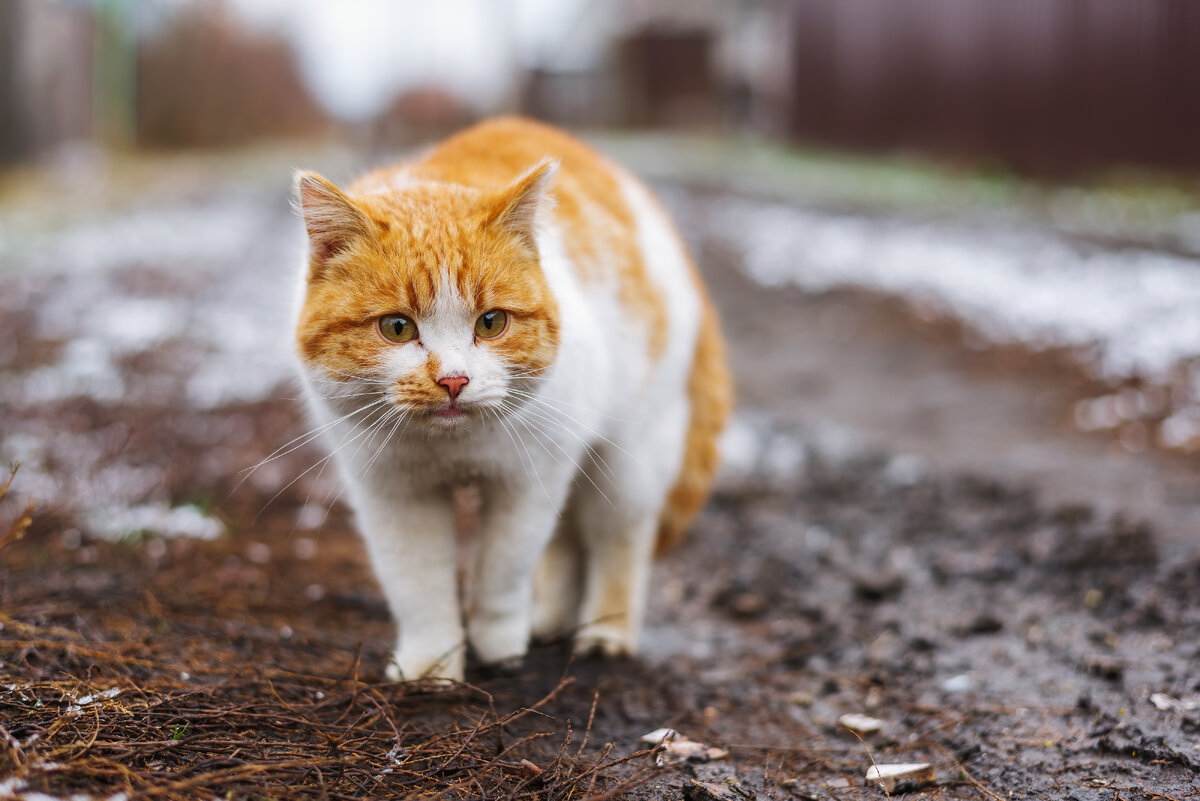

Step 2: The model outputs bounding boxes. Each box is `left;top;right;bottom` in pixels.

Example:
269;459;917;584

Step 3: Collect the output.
401;116;628;224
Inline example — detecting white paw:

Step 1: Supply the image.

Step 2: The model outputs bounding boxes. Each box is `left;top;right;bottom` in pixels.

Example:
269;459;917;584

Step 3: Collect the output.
467;610;531;665
385;647;464;683
573;623;635;658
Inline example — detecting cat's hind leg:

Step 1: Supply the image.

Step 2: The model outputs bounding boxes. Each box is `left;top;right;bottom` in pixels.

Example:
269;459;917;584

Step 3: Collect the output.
571;407;687;657
572;507;658;657
530;514;584;641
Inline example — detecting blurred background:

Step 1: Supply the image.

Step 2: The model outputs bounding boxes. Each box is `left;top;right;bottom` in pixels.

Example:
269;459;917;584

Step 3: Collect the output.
4;0;1200;173
8;6;1200;793
1;0;1199;542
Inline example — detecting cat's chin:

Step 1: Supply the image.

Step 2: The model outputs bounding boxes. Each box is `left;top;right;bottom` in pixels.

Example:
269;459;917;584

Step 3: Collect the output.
424;404;476;432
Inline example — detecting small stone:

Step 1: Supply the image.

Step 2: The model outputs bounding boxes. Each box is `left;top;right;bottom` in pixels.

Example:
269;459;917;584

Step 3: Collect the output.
1149;692;1200;711
730;592;767;618
964;613;1003;635
852;570;905;602
640;728;677;745
668;739;730;762
293;536;318;560
682;778;755;801
1086;656;1124;681
295;504;327;530
838;713;885;734
864;763;935;792
640;728;728;764
246;541;271;564
941;674;974;693
1150;692;1174;711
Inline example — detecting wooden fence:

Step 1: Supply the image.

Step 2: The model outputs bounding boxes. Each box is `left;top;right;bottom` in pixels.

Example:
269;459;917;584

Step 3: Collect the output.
783;0;1200;175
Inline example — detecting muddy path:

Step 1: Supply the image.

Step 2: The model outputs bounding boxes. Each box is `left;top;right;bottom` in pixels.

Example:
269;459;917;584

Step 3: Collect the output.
701;244;1200;561
2;168;1199;799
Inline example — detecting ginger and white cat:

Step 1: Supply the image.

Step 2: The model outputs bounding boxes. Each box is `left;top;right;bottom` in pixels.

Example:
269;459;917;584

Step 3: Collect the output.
293;118;730;681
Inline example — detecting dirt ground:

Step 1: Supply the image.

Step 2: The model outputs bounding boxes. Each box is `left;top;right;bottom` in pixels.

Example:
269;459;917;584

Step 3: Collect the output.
2;171;1199;799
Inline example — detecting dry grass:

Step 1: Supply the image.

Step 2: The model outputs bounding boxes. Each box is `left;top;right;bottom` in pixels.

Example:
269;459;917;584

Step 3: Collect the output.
0;468;662;800
0;638;658;800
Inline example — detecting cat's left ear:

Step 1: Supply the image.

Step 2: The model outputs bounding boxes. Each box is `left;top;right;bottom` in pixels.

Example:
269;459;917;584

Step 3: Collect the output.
486;160;559;252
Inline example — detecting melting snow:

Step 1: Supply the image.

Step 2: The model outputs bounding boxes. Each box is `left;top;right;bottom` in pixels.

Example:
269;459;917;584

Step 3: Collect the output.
680;193;1200;385
87;504;225;542
0;188;298;536
664;188;1200;450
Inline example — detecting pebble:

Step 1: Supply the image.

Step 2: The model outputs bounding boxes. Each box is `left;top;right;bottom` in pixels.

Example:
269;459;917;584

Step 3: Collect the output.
682;778;755;801
837;713;885;734
941;674;974;693
639;729;729;765
640;728;677;745
292;536;318;559
864;763;935;792
246;541;271;564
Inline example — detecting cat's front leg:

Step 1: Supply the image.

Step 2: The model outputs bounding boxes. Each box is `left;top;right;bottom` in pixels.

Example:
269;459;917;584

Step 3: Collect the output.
356;494;464;682
467;484;567;666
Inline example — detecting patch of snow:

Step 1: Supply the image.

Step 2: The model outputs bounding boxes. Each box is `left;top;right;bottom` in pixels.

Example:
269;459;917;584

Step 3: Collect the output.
0;776;26;798
76;687;121;706
87;504;225;542
692;195;1200;385
376;743;407;777
1161;412;1200;449
0;192;298;411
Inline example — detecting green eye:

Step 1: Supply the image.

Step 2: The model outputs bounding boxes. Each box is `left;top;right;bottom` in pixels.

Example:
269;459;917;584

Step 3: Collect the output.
378;314;417;343
474;310;508;339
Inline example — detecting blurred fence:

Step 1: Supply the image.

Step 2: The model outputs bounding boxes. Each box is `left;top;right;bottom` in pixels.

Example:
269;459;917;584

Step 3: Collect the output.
136;7;326;149
3;0;1200;178
783;0;1200;175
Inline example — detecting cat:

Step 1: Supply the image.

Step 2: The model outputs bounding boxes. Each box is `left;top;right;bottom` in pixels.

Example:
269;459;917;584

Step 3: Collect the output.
293;117;731;681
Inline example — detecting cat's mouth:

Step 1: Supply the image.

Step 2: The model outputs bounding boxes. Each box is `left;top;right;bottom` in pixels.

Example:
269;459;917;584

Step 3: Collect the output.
428;400;472;426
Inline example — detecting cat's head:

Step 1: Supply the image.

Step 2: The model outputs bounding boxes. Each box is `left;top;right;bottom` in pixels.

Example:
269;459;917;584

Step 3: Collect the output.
293;162;560;432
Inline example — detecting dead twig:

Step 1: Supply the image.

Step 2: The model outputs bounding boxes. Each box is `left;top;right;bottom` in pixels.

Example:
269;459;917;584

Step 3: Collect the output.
0;462;34;553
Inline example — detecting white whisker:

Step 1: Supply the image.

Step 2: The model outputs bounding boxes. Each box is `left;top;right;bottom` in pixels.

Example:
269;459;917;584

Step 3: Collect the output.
502;400;617;510
231;396;391;501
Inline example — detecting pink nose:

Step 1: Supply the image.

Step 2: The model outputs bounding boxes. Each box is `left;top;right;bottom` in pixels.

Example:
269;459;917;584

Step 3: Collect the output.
438;374;469;400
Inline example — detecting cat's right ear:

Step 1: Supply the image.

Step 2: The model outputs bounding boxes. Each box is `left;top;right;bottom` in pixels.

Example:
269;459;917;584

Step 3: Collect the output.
294;171;370;278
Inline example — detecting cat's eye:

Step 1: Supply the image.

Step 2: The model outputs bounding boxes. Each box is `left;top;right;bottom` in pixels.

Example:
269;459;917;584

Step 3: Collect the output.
474;310;508;340
378;314;417;343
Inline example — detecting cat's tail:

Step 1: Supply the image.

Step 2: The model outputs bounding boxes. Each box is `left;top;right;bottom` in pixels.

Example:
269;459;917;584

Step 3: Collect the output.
655;293;733;556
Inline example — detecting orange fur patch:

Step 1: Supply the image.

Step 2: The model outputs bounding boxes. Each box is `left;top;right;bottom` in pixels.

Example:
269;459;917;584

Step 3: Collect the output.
295;159;560;390
656;292;733;555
